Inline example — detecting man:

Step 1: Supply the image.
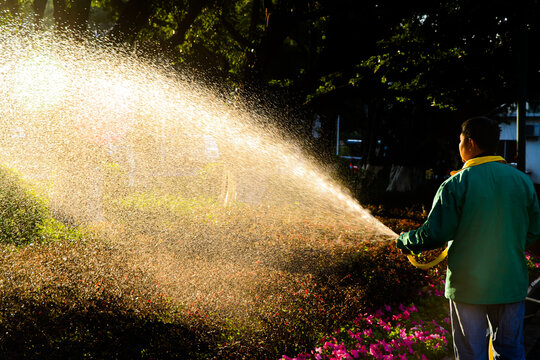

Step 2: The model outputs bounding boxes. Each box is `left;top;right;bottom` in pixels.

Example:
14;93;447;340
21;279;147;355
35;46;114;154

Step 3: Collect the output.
397;116;540;359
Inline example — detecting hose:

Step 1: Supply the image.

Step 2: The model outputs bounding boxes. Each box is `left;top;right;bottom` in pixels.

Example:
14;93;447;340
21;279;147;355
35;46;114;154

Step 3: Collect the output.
406;246;449;270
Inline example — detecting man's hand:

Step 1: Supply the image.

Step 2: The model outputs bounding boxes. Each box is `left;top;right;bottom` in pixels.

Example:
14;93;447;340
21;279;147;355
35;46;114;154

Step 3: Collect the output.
397;232;412;255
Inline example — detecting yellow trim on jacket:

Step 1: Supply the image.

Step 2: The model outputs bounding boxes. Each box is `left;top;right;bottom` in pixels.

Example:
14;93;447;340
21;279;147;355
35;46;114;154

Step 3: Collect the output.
450;155;506;176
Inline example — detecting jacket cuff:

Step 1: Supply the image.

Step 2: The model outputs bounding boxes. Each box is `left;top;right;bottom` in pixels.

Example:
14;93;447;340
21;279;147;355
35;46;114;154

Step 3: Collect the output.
396;233;409;250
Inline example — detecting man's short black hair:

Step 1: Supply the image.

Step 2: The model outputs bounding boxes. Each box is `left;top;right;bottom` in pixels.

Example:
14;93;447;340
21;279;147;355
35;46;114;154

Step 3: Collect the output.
461;116;501;153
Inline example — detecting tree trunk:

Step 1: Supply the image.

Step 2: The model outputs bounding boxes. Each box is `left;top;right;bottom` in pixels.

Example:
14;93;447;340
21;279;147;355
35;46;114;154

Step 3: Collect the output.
241;0;261;81
69;0;92;34
108;0;152;43
33;0;48;23
52;0;69;30
51;0;91;37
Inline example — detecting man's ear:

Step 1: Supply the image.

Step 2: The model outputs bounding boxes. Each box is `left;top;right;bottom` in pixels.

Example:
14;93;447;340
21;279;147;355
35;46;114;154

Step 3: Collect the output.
468;138;483;153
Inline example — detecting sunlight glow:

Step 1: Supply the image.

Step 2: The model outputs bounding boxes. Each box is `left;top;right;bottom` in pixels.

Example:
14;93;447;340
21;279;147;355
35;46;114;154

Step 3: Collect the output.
13;55;67;112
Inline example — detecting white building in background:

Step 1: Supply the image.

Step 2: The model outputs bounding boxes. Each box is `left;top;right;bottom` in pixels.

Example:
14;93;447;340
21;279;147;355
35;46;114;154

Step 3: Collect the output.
498;106;540;184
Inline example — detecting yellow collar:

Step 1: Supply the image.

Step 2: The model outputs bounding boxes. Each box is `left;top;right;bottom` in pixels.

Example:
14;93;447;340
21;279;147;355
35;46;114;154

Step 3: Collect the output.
451;155;507;175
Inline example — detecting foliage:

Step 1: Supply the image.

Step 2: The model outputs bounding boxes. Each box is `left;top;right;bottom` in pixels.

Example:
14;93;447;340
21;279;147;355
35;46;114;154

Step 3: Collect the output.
526;251;540;280
356;2;526;113
3;1;540;166
247;240;440;358
0;183;455;359
0;237;214;359
12;1;534;103
0;165;86;246
0;235;445;359
0;166;48;246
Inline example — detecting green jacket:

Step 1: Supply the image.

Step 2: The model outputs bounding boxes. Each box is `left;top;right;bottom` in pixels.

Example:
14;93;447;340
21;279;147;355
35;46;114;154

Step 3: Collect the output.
397;158;540;304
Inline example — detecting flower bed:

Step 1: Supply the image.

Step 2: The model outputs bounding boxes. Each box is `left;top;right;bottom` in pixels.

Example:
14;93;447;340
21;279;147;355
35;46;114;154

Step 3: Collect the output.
6;171;539;359
280;275;451;360
0;198;442;359
279;205;540;360
0;171;451;359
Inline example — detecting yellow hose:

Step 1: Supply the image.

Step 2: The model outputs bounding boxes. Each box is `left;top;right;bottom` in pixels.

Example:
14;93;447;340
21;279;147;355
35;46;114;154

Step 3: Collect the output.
406;246;449;270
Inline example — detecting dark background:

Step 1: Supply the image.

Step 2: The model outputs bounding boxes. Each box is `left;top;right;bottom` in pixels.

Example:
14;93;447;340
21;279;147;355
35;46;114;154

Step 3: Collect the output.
2;0;540;198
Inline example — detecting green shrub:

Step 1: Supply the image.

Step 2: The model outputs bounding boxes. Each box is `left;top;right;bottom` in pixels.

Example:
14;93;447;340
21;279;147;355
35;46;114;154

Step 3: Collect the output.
0;166;48;245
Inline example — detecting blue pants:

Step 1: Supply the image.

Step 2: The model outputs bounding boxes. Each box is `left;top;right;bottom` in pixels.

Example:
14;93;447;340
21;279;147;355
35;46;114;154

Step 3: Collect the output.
449;300;525;360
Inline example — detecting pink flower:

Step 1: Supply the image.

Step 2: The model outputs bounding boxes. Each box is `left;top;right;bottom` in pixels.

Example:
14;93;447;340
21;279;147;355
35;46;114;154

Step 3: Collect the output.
378;340;393;353
369;343;382;357
357;345;368;354
402;310;410;320
348;330;362;340
400;338;414;354
399;328;407;338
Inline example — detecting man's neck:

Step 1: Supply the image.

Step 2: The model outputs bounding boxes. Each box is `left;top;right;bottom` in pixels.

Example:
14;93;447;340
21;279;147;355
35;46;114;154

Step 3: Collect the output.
472;151;494;159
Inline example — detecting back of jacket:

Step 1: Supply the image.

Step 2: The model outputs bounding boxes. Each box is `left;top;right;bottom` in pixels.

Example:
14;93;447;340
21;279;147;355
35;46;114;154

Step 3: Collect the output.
398;161;540;304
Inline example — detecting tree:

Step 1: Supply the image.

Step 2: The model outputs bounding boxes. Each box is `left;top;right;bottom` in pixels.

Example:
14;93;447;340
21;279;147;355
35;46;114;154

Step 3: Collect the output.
306;1;540;164
25;0;92;33
4;0;540;168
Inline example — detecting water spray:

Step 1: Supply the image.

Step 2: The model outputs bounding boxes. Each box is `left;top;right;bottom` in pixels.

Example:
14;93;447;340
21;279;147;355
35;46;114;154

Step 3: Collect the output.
0;20;406;324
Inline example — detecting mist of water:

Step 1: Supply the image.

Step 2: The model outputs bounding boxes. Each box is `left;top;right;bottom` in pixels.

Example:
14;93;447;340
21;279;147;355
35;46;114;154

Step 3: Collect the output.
0;21;397;323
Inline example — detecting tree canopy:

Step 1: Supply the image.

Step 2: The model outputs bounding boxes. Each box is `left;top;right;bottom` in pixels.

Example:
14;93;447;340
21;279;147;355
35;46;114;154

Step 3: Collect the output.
2;0;539;165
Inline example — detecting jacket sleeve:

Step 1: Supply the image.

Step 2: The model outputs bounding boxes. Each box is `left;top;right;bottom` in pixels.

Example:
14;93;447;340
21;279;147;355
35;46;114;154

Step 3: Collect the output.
397;179;461;253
